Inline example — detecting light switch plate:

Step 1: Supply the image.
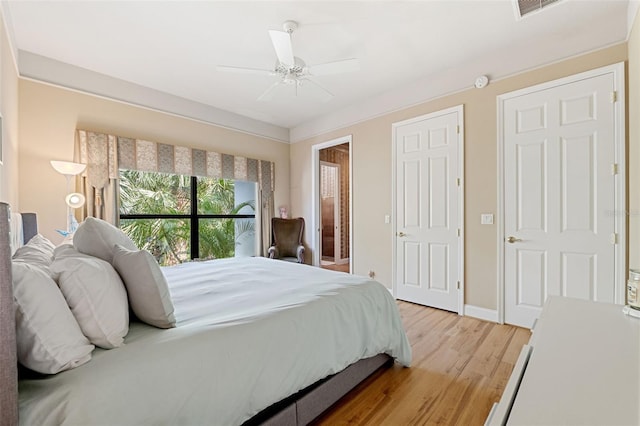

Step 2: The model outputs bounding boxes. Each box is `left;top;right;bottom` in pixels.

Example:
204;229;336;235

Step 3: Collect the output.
384;215;390;224
481;213;494;225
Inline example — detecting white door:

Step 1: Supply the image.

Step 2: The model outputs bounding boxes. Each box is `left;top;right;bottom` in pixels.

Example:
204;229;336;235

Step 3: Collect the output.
503;71;622;328
394;106;463;313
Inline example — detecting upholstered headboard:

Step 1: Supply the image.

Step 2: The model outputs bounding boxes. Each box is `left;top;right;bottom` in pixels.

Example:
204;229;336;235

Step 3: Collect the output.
0;204;38;426
0;203;17;425
21;213;37;246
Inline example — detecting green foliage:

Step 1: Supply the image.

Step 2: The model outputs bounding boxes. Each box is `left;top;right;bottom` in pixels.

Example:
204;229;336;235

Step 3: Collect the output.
197;178;234;214
120;170;190;214
119;170;255;266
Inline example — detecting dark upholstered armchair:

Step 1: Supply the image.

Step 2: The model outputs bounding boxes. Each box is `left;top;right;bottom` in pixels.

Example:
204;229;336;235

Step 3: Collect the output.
268;217;305;263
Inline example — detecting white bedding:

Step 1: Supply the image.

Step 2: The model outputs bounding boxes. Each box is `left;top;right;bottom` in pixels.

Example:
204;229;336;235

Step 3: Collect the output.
9;212;23;255
19;257;411;425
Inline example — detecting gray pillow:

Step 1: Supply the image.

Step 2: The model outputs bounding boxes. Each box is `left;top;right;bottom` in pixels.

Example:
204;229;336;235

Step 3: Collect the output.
73;217;137;263
12;261;94;374
51;245;129;349
112;245;176;329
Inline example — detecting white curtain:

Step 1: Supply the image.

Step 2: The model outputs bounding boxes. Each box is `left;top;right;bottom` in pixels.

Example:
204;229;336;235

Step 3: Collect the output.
256;189;275;256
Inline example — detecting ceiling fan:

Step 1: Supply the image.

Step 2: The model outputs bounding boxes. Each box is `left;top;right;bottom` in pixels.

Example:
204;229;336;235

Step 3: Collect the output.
217;20;359;102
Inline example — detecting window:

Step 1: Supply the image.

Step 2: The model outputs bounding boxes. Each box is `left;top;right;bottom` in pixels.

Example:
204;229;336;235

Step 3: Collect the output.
119;169;256;266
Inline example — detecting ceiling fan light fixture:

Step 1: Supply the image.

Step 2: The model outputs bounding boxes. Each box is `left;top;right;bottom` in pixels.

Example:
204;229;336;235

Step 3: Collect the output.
218;19;358;103
282;20;298;34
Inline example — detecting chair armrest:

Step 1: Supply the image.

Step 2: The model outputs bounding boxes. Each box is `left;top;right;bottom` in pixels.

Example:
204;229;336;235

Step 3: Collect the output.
296;245;305;263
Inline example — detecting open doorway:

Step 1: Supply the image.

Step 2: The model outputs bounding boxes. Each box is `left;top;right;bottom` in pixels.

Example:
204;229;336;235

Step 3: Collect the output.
320;161;340;264
312;137;351;274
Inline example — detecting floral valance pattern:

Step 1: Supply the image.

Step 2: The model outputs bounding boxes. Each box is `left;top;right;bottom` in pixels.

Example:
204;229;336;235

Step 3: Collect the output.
76;130;275;196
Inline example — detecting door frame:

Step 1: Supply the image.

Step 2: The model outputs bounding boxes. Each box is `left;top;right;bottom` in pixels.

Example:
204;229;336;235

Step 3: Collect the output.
496;62;626;324
391;105;465;315
320;160;341;263
312;135;353;270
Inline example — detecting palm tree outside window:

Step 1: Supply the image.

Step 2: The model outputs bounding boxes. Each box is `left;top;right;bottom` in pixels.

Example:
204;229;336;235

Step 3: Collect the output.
119;169;255;266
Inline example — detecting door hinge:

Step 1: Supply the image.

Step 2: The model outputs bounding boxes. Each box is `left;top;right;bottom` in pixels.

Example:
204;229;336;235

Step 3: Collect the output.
457;228;461;237
611;163;618;175
456;125;460;134
457;281;461;290
610;233;618;244
456;178;460;186
610;91;617;103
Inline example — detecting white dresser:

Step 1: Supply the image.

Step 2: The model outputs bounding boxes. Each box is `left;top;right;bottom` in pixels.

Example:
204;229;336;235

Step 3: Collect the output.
486;296;640;425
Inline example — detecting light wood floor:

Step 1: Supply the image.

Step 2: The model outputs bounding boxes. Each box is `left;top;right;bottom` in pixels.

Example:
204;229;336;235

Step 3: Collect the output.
320;263;350;273
314;301;531;425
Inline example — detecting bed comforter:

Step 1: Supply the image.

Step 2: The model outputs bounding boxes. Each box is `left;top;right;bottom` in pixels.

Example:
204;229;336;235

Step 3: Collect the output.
19;257;411;425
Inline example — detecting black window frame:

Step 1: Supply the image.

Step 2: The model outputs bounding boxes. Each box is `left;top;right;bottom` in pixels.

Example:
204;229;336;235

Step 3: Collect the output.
119;175;255;260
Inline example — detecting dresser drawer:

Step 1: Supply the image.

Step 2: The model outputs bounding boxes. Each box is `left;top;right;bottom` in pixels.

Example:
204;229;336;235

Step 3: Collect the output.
484;344;532;426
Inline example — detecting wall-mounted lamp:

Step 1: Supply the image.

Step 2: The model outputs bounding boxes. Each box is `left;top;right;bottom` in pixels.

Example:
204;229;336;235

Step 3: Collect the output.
51;160;86;233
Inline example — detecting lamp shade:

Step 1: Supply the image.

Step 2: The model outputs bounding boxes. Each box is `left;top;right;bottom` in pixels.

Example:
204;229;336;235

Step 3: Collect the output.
65;192;86;209
51;160;86;176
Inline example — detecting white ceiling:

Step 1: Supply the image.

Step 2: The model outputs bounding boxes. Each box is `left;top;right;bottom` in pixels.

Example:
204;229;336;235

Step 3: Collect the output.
2;0;635;143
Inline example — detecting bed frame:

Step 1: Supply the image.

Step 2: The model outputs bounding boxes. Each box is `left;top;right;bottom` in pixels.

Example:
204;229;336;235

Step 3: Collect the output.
0;202;392;426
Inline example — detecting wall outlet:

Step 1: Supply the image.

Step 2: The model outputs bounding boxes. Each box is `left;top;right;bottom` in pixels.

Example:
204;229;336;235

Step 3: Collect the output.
368;270;376;279
481;213;494;225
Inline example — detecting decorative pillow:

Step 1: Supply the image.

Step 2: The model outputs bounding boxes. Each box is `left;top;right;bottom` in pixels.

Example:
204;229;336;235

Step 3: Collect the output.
12;261;94;374
12;234;56;272
112;244;176;329
51;245;129;349
73;217;137;263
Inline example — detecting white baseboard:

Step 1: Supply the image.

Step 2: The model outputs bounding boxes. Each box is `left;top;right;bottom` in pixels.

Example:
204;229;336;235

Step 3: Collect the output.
464;304;499;323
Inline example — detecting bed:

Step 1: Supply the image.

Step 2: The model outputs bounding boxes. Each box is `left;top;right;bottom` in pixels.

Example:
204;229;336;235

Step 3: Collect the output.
0;203;411;425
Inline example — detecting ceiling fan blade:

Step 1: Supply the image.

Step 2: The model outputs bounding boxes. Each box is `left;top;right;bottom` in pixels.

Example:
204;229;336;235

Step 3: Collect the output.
268;30;295;66
307;58;359;76
300;77;334;102
217;65;274;76
257;81;282;102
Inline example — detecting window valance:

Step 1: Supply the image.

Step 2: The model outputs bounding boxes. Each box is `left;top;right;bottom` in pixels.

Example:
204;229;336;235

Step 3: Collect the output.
76;130;275;196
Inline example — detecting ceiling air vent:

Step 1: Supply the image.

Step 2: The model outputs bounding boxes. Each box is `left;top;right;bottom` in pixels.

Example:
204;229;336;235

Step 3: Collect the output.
516;0;561;18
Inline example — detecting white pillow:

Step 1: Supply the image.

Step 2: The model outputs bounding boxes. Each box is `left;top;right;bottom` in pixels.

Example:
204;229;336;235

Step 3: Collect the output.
112;244;176;329
12;234;56;272
73;217;137;263
51;245;129;349
12;261;94;374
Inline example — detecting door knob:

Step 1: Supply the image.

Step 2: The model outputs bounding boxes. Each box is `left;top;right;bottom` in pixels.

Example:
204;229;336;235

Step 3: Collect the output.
506;236;522;243
397;232;406;237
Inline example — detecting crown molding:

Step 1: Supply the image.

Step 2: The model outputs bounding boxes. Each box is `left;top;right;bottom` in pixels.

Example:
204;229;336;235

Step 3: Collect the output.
18;51;290;144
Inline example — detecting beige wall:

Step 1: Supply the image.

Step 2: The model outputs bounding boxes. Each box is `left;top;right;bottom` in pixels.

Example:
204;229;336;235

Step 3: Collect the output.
12;25;634;311
628;9;640;272
0;10;19;208
18;80;290;244
291;43;628;310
